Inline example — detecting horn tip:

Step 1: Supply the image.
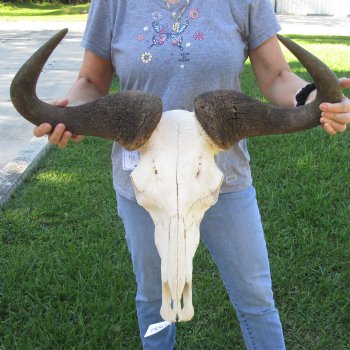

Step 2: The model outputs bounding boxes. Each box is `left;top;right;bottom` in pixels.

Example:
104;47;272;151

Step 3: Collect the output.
57;28;69;40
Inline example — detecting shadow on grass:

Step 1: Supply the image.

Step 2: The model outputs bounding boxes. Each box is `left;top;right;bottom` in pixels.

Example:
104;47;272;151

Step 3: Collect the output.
0;3;89;17
285;34;350;46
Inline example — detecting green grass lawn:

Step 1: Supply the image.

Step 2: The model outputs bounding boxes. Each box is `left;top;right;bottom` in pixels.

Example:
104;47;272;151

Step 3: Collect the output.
0;2;89;21
1;36;350;349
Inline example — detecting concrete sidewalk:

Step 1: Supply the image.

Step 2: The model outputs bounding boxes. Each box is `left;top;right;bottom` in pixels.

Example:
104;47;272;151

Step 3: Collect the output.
0;27;85;168
0;21;85;205
277;15;350;36
0;15;350;206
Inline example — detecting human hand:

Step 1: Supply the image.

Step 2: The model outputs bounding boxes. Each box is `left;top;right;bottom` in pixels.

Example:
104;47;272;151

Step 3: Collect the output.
320;77;350;135
33;98;84;148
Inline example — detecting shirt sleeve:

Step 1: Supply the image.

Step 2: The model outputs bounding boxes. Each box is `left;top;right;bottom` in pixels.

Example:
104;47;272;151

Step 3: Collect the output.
81;0;113;60
247;0;281;51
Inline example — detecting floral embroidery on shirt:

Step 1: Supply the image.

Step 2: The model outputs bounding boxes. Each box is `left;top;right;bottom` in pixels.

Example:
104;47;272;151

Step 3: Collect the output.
137;8;200;67
150;21;190;50
189;8;199;19
141;52;153;63
151;11;162;21
194;32;204;41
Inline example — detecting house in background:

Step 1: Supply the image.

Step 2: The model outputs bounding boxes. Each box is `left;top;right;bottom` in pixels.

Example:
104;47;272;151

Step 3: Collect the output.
270;0;350;17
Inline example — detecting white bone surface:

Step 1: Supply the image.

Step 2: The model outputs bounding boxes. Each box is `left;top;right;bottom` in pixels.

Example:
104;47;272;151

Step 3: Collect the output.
131;110;224;322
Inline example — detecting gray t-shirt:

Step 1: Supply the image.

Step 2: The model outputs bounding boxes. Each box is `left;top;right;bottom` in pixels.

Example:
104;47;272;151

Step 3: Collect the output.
81;0;280;200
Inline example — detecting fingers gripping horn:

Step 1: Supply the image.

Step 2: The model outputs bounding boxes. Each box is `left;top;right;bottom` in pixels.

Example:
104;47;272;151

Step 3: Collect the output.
194;35;343;150
10;29;162;151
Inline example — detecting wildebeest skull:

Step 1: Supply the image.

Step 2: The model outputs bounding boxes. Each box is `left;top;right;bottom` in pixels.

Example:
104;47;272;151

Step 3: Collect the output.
131;110;223;321
11;29;342;322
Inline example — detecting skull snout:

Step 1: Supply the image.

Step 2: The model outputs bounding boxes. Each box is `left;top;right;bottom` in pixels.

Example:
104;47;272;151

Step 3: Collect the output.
161;280;194;322
159;216;195;322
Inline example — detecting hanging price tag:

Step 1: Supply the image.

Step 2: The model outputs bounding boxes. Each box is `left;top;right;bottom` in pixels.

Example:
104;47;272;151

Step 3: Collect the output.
144;321;172;338
122;149;140;170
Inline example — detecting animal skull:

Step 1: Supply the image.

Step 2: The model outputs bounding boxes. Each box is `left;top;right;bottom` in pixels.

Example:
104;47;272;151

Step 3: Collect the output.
10;29;343;323
131;110;223;321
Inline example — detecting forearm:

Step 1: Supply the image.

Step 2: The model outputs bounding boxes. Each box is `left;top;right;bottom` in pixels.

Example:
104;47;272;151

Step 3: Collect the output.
250;35;349;137
64;76;108;106
263;70;312;107
64;48;114;105
33;49;114;147
249;36;315;107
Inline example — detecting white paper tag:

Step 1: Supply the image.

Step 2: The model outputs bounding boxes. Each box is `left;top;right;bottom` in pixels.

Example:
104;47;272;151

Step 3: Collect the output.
144;321;172;338
122;149;140;170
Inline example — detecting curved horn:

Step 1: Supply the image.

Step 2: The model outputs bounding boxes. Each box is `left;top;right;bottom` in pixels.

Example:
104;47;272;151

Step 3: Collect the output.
10;29;162;151
194;35;343;150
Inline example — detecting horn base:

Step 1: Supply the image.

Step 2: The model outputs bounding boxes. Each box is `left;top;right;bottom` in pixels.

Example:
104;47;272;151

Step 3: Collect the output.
11;90;162;151
10;28;163;150
194;90;324;150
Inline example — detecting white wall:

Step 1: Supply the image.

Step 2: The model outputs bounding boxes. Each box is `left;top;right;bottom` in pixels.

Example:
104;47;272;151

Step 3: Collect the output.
271;0;350;17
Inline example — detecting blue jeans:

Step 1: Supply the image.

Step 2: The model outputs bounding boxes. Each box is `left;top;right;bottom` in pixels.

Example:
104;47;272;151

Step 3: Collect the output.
116;186;285;350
